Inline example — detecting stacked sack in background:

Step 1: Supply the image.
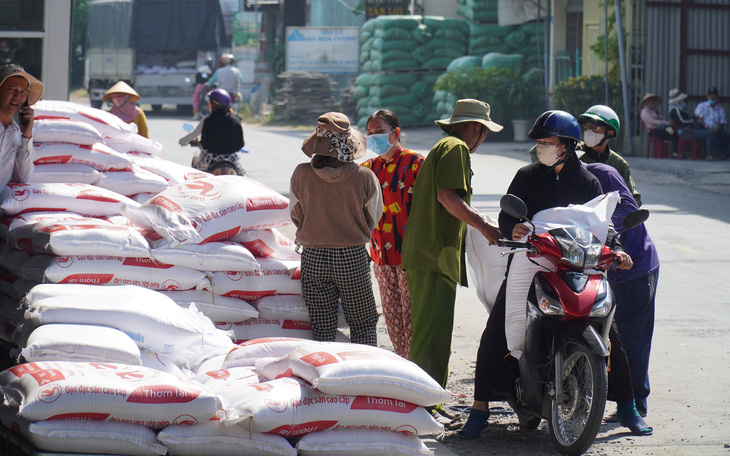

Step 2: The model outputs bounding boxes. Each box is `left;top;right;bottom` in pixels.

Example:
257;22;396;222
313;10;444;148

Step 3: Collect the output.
456;0;498;22
355;15;469;128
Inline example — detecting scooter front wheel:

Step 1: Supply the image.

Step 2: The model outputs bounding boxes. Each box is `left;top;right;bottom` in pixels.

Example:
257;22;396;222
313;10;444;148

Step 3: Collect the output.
548;343;607;456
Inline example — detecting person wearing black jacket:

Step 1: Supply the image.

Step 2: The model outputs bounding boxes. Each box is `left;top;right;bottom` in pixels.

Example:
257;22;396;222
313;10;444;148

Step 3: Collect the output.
459;111;640;439
196;88;245;175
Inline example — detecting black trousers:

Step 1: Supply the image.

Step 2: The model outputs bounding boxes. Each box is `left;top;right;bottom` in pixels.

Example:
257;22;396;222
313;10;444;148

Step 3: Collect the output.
473;280;635;404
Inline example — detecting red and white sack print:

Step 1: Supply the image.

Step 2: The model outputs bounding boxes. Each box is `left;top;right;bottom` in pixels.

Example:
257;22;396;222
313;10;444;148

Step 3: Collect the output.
0;362;222;428
33;119;104;145
259;342;452;407
158;421;296;456
34;100;137;139
216;377;443;437
210;258;301;300
22;285;234;366
223;337;313;368
122;175;291;246
29;164;102;185
32;255;208;291
150;240;260;272
96;166;171;196
9;217;151;258
32;142;134;172
230;228;300;260
160;289;258;323
214;319;315;344
0;182;140;217
192;366;260;390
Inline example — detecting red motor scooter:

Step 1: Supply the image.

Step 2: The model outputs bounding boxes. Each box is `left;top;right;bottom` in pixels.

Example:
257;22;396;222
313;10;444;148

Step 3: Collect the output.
496;194;649;456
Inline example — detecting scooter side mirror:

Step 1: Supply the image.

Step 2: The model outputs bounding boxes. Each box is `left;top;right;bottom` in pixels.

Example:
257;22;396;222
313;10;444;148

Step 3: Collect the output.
182;123;195;132
617;209;650;235
500;194;529;220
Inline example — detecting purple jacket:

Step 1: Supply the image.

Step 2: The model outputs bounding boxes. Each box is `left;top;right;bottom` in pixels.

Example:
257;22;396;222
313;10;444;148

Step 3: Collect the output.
585;163;659;284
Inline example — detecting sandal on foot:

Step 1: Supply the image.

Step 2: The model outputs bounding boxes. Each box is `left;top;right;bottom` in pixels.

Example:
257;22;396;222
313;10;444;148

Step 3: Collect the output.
622;416;653;436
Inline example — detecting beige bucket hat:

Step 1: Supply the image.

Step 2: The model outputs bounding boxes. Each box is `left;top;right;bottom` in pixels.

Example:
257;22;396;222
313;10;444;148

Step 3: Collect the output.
435;98;503;134
301;112;366;162
668;88;688;105
103;80;140;102
0;64;44;105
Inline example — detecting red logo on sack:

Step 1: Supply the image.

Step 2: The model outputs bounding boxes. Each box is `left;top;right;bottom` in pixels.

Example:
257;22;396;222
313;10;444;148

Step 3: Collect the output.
48;412;111;421
151;195;182;213
245;197;288;212
59;273;115;284
282;320;311;330
122;258;174;269
76;189;121;203
173;414;199;425
30;369;66;387
38;384;62;403
126;385;201;404
162;279;182;290
350;396;418;413
241;240;274;257
264;395;288;413
222;290;276;301
182;180;221;199
300;351;338;367
203;226;240;243
54;256;75;268
35;155;72;165
9;363;44;378
9;184;30;201
268;421;338;437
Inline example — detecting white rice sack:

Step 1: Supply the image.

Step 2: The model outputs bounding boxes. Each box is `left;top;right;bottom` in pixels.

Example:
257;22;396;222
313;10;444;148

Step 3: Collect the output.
151;240;260;272
211;258;301;300
29;163;102;184
158;421;296;456
296;429;433;456
192;354;226;375
161;289;258;323
230;228;300;260
254;294;310;322
106;134;164;157
131;155;209;186
465;213;511;312
0;410;167;456
0;182;139;217
215;319;315;344
217;377;442;437
140;350;189;378
9;217;151;258
193;366;260;390
34;100;137;139
259;342;452;407
32;142;135;171
131;192;156;204
4;211;87;231
27;255;209;291
122;175;291;246
19;323;142;365
0;362;222;428
33;119;104;145
22;286;233;366
223;337;312;368
96;166;171;196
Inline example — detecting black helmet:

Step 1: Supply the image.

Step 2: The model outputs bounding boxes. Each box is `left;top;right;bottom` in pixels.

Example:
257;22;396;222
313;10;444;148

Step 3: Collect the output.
528;110;581;151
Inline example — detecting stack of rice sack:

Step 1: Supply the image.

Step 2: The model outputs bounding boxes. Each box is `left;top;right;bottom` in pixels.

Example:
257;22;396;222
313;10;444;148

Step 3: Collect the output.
355;15;468;127
166;338;445;455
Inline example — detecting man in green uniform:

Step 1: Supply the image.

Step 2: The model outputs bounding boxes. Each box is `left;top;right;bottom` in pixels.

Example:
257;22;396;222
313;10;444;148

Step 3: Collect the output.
401;99;502;420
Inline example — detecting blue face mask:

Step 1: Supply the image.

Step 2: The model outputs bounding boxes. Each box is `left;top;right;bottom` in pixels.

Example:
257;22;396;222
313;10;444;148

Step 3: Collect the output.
708;99;718;106
367;131;394;155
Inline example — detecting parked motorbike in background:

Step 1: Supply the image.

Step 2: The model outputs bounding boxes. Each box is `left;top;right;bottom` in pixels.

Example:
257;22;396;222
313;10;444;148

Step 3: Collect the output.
496;194;649;456
181;123;247;176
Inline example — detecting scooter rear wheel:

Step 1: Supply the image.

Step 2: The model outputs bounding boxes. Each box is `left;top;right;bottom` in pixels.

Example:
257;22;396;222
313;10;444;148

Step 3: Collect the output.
548;343;607;456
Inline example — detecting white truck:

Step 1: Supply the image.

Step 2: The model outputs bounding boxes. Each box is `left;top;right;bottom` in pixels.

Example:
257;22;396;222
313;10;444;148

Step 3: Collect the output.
86;0;230;112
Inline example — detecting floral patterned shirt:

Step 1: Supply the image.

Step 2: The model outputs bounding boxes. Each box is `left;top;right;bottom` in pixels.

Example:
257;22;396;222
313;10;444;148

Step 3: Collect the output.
362;148;424;265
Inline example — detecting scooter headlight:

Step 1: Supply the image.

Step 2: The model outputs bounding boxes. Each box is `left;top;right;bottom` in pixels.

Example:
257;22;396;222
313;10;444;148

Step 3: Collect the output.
551;227;603;269
534;275;564;317
589;277;613;317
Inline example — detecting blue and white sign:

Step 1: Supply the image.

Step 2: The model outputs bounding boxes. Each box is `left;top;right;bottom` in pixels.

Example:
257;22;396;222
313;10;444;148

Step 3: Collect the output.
285;27;359;74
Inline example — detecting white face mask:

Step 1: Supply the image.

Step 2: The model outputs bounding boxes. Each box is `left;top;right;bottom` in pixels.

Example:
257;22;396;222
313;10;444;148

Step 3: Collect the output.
584;130;605;148
536;143;563;167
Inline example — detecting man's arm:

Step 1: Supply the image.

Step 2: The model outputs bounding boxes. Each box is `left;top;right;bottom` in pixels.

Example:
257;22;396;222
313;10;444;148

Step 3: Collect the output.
12;136;34;183
437;189;500;245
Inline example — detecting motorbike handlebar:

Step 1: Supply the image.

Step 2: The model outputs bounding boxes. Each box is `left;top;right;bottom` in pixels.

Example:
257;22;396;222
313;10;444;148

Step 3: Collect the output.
497;239;529;249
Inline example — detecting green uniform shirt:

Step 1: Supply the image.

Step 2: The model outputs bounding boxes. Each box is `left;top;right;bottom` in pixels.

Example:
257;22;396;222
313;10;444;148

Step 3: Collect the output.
401;133;472;286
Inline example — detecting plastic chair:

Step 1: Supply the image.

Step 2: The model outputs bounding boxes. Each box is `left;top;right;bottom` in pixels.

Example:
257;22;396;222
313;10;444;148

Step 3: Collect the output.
672;121;704;160
646;128;671;158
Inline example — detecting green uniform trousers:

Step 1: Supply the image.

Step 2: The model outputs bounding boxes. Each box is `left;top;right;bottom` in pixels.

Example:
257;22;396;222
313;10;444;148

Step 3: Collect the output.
406;269;457;389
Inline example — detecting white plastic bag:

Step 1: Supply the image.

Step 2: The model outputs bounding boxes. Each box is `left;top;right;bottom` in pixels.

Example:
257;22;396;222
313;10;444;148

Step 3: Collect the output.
465;213;509;312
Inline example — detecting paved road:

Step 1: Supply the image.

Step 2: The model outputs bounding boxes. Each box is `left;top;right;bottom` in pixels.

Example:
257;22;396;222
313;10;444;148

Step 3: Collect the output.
147;112;730;456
